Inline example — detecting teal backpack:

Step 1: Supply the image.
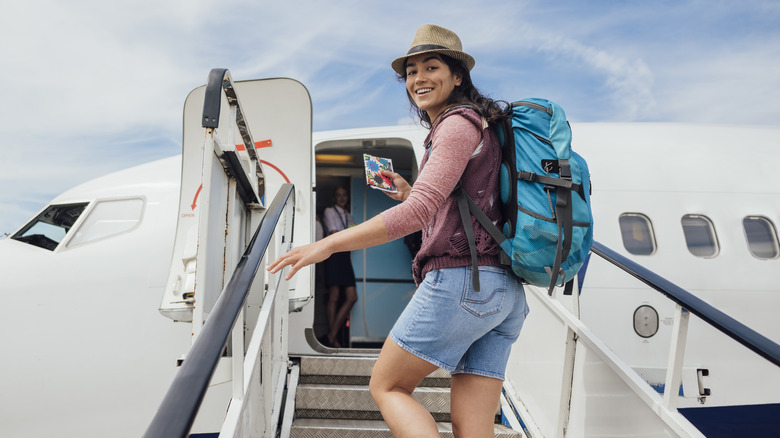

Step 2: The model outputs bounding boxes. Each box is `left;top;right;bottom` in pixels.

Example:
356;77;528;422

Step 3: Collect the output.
455;98;593;294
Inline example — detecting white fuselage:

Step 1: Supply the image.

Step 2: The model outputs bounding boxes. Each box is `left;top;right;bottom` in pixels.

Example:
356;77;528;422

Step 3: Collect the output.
0;122;777;436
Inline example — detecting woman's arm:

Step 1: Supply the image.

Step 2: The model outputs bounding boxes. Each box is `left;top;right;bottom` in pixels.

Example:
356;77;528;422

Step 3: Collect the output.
381;115;481;240
269;113;480;280
268;214;389;280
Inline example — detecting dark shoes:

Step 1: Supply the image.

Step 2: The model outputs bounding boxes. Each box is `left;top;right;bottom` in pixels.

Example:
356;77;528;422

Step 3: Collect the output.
318;334;342;349
318;334;334;348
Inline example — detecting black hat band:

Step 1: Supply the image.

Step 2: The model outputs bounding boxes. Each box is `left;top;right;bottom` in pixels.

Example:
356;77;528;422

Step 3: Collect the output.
407;44;449;55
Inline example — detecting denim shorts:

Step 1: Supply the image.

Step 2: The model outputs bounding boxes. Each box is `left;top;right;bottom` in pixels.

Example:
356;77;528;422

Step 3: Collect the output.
390;265;529;380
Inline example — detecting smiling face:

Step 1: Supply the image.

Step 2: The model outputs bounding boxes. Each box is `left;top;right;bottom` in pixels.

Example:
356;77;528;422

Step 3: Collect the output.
405;53;463;122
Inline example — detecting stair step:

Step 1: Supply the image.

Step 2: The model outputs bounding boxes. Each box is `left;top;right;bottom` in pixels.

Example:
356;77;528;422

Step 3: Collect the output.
299;355;451;387
291;355;517;436
301;355;450;378
295;384;451;415
300;356;378;377
289;418;522;438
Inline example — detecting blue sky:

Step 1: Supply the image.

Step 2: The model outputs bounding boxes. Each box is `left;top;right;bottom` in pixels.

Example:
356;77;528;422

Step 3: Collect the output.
1;0;779;234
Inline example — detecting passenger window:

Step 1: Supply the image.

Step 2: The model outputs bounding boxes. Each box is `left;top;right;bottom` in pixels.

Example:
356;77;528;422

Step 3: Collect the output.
68;198;144;247
743;216;779;260
11;203;88;250
681;215;719;258
619;213;656;255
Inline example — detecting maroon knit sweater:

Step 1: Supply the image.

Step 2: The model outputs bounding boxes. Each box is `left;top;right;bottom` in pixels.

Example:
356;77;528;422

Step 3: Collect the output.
381;108;502;285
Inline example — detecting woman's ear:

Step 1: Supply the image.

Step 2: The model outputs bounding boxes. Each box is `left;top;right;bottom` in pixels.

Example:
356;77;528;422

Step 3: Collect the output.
454;72;463;87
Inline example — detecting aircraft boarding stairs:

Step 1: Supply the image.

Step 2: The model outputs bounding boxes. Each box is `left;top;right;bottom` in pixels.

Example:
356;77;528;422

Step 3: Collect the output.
144;69;780;438
287;355;522;437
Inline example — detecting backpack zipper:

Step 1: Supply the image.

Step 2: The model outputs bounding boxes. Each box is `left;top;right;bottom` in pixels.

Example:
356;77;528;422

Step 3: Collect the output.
513;101;553;115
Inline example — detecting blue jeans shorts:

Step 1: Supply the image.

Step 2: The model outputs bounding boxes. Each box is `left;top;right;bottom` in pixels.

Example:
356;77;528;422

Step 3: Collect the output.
390;265;529;380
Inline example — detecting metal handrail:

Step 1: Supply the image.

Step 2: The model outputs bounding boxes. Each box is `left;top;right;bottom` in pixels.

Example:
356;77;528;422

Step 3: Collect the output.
143;183;295;438
591;240;780;367
202;68;257;158
202;67;265;201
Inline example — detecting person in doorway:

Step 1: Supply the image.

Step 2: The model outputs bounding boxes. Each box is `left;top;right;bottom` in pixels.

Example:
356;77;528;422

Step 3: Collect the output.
320;186;357;348
269;24;529;437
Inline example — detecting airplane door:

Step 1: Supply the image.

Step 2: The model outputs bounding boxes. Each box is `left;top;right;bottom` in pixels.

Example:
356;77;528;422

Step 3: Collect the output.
160;77;313;324
349;177;416;344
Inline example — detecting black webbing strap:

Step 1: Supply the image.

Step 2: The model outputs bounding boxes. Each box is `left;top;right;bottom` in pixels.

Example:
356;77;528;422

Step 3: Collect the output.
455;187;481;292
546;160;574;295
563;279;575;296
558;160;574;261
455;186;511;292
518;171;585;199
460;190;509;247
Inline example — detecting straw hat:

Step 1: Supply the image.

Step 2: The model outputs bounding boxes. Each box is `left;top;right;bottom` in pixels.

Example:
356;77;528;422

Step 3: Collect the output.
391;24;475;76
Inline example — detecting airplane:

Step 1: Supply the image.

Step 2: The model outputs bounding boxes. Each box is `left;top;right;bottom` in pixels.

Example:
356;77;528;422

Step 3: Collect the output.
0;73;778;437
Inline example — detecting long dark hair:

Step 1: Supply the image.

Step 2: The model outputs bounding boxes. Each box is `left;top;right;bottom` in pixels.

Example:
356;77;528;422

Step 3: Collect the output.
399;53;509;129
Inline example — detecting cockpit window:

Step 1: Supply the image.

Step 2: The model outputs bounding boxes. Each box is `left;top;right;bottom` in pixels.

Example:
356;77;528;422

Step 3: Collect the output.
11;203;88;250
67;198;144;247
743;216;779;260
619;213;656;255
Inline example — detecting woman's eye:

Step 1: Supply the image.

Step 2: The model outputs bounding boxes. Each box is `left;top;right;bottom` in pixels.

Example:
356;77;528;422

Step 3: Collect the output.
406;70;416;77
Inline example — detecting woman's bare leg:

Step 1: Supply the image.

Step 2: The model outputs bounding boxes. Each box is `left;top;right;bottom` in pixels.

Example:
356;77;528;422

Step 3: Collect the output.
369;338;441;437
450;373;503;438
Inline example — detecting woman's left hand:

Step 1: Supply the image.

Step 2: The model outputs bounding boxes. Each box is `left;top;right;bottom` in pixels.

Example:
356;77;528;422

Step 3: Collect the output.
379;169;411;202
267;240;331;280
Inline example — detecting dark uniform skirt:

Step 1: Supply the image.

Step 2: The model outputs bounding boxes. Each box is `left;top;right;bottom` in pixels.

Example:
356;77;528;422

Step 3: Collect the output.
324;251;356;287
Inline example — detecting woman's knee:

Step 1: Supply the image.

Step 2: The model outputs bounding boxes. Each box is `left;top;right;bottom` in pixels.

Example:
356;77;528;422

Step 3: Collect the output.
371;340;438;398
368;373;382;399
368;371;398;404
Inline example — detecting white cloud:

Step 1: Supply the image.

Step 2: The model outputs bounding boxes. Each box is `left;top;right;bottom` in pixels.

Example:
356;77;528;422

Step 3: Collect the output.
530;34;656;121
651;42;780;124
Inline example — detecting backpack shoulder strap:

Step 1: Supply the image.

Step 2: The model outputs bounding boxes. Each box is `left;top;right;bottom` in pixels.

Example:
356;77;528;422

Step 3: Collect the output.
453;184;510;292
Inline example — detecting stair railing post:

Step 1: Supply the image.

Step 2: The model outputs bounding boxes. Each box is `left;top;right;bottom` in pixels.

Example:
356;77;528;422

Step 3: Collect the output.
663;304;690;410
231;307;245;400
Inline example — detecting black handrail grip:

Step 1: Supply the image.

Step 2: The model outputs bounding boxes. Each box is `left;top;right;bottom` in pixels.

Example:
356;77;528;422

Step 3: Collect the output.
591;241;780;367
144;183;295;438
201;68;258;161
202;68;229;129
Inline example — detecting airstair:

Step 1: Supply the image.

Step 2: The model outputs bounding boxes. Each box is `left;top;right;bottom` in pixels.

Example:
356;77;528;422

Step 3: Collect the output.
143;69;780;438
285;355;521;437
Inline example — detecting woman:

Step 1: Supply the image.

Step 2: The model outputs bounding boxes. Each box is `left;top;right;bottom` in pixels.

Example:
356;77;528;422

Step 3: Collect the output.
269;24;529;437
320;186;357;348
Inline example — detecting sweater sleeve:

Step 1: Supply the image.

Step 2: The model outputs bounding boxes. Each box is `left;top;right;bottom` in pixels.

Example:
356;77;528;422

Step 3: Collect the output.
381;114;482;240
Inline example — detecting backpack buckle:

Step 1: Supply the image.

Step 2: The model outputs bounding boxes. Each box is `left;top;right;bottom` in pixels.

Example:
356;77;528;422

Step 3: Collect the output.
558;160;572;179
518;171;536;182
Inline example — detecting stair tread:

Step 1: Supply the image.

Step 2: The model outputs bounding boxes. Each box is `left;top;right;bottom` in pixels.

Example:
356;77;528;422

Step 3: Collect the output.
300;355;450;379
295;383;451;413
290;418;522;437
298;383;449;392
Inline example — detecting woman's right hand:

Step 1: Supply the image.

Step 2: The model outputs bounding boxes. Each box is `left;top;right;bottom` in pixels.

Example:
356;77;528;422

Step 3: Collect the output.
379;169;411;202
268;240;332;280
